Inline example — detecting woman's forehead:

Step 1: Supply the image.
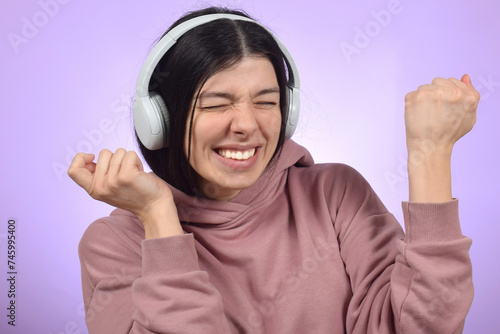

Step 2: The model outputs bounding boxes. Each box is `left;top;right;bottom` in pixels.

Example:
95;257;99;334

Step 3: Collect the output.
199;57;278;93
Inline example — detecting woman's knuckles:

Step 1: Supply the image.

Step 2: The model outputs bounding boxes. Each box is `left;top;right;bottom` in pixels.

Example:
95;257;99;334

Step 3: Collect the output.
466;91;481;107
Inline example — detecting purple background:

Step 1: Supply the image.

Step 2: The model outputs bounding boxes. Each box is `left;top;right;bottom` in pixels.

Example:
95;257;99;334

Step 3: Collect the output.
1;0;499;333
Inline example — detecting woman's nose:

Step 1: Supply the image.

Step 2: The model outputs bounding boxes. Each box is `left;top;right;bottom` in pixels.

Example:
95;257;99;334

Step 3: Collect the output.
230;103;258;136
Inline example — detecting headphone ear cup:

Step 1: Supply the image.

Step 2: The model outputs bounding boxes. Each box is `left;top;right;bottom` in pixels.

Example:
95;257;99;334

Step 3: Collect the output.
285;86;299;139
150;91;170;147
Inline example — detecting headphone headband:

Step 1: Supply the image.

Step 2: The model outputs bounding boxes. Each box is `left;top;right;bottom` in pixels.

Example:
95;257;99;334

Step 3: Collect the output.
133;13;300;150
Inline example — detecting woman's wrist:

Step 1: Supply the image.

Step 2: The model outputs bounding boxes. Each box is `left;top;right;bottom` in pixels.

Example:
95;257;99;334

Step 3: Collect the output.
407;143;453;203
138;197;184;239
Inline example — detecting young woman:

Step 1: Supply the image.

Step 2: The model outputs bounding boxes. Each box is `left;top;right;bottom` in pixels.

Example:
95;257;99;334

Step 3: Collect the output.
68;6;479;334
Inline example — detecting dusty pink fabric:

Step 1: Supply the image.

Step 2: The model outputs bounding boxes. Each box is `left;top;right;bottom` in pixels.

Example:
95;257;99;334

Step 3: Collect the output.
79;140;473;333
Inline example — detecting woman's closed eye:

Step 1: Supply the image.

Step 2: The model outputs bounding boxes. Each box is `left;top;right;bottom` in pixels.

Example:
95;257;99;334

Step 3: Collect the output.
254;101;278;109
200;104;231;111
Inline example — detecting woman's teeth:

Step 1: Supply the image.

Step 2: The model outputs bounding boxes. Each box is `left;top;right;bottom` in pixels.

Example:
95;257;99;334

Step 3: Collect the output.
217;148;256;160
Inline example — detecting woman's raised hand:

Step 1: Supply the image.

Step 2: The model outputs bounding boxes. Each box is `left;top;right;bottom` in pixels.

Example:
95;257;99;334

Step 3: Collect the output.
68;149;183;238
404;74;480;202
404;74;480;154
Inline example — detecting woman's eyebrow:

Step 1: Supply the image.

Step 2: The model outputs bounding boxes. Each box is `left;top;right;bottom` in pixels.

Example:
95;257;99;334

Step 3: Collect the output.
254;87;280;97
199;91;234;100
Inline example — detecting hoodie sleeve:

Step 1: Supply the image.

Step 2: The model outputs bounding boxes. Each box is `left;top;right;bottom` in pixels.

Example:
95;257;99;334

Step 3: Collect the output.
78;216;232;334
331;165;473;334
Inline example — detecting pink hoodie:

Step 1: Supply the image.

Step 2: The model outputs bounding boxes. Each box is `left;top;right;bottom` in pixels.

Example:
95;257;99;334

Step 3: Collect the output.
79;140;473;333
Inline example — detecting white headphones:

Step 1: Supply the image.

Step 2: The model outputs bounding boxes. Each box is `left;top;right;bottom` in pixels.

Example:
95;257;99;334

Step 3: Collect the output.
133;13;300;150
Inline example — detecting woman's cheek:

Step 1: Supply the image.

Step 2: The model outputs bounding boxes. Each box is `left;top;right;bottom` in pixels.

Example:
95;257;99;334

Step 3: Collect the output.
262;111;282;134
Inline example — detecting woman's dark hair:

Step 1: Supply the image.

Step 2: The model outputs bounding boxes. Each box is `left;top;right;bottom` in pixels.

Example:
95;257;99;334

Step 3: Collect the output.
136;6;290;196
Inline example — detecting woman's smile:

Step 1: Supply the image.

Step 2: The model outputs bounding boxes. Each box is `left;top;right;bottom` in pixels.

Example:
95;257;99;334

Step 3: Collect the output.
216;147;256;161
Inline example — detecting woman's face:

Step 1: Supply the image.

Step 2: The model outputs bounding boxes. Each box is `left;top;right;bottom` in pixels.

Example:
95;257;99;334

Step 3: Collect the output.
185;56;282;201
